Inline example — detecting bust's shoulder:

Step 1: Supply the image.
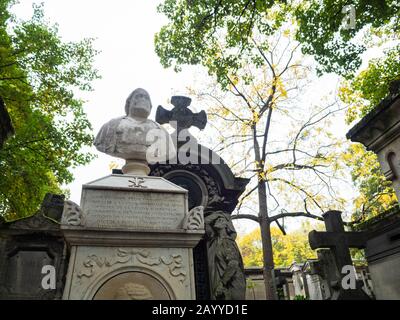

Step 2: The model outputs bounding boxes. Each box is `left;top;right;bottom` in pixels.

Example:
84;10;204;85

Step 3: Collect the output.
100;116;125;129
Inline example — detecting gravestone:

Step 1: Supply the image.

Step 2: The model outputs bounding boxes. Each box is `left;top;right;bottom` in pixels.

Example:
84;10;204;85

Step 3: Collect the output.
289;263;308;298
0;193;68;299
62;89;204;300
150;96;249;300
309;210;370;299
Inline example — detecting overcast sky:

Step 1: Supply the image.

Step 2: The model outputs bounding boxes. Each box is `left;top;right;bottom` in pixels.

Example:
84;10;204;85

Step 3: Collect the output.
12;1;202;195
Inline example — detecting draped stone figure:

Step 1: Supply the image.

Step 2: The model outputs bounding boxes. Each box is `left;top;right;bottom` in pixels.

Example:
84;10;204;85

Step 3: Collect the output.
204;211;246;300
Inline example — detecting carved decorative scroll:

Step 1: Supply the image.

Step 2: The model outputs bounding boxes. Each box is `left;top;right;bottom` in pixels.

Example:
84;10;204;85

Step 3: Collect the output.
77;248;186;283
183;206;204;230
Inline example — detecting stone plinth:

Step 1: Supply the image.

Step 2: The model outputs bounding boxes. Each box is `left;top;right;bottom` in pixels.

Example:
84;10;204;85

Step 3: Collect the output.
354;208;400;299
347;89;400;201
61;174;204;300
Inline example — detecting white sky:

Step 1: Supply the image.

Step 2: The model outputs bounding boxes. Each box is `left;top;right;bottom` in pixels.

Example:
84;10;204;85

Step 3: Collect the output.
10;1;389;235
12;0;202;198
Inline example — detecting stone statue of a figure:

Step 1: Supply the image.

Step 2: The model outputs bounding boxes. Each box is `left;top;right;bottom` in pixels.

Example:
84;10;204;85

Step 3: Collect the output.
94;88;175;175
205;211;246;300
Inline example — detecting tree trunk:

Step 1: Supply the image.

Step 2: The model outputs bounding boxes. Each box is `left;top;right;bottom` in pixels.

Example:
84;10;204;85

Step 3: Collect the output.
258;179;276;300
251;122;276;299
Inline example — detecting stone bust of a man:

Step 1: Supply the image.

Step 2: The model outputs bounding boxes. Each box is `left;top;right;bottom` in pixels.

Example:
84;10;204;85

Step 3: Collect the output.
94;88;175;175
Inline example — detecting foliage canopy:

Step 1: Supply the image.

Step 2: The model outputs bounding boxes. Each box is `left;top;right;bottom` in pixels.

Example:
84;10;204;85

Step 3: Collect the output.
0;1;99;220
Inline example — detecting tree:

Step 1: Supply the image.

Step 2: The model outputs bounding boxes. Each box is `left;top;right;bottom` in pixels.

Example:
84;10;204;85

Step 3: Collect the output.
238;223;320;268
339;44;400;221
160;21;348;298
294;0;399;76
155;0;396;300
155;0;399;79
0;1;99;220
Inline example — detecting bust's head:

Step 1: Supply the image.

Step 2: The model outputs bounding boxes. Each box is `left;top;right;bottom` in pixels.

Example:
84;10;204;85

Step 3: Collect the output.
125;88;152;119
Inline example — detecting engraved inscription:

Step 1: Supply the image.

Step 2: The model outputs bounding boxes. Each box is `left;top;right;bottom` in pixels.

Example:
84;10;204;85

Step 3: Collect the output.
82;190;185;230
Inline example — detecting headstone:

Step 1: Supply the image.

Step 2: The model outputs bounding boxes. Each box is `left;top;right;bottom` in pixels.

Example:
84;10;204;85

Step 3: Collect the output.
0;193;68;300
309;211;370;299
244;267;266;300
62;89;203;300
289;263;307;298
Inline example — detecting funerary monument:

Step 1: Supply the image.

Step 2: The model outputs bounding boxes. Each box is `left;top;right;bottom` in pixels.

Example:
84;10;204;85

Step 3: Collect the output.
61;88;204;299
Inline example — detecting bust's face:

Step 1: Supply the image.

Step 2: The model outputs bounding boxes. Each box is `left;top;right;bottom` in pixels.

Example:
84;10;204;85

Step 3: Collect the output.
128;89;152;118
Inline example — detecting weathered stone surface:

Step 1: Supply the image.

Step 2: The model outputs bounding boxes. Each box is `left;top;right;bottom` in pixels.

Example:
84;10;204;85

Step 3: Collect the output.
93;272;170;299
204;211;246;300
346;82;400;299
309;211;371;300
355;208;400;299
63;174;189;232
0;203;68;300
94;88;175;175
61;174;203;300
82;189;185;230
63;246;195;300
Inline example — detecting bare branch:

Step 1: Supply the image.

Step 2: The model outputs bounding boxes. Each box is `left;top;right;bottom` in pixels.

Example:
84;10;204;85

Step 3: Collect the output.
270;211;324;222
231;214;260;223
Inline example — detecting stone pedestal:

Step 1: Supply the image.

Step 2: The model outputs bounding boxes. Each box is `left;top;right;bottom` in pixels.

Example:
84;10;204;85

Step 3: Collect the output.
61;174;204;300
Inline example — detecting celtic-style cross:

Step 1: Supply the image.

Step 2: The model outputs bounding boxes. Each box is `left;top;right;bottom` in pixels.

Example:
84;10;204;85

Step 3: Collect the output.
156;96;207;137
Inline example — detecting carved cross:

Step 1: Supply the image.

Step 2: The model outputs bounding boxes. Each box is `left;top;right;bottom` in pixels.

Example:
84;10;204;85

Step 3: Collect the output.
309;210;367;274
156;95;207;136
128;177;147;188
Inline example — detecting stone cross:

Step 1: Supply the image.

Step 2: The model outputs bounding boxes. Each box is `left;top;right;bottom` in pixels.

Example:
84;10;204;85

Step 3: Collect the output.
309;210;367;273
156;96;207;137
309;210;372;299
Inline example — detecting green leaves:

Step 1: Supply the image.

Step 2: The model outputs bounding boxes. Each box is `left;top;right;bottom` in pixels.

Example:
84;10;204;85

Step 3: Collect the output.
156;0;399;79
0;0;99;220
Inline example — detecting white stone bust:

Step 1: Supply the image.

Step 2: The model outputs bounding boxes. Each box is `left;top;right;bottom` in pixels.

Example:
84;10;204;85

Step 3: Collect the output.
94;88;175;175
